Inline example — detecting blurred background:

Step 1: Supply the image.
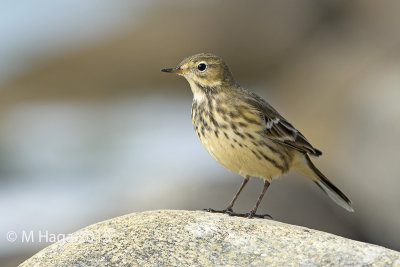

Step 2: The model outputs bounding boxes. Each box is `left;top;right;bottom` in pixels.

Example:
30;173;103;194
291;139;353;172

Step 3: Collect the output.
1;0;400;265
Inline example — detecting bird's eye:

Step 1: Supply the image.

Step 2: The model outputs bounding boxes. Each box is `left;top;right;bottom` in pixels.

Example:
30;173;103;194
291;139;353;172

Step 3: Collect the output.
197;62;207;72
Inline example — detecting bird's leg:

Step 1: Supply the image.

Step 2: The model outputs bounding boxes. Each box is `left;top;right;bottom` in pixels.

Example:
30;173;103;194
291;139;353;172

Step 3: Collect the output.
204;176;249;214
224;176;249;212
204;177;271;219
247;180;271;219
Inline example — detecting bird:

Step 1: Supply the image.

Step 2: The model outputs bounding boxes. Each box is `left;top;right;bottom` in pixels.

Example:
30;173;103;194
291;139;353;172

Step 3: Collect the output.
161;53;354;218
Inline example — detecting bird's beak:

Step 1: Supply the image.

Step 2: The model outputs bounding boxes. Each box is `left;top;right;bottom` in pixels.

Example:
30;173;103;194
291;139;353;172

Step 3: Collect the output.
161;66;186;74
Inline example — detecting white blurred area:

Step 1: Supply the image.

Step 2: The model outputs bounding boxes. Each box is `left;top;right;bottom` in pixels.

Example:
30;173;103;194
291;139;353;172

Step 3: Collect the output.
0;97;224;257
1;1;400;265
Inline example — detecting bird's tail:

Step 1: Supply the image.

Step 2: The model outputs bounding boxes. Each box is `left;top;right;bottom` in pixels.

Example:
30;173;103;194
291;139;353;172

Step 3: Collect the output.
294;155;354;212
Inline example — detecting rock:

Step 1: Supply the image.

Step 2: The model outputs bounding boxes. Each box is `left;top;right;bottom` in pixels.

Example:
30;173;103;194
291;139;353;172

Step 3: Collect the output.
20;210;400;266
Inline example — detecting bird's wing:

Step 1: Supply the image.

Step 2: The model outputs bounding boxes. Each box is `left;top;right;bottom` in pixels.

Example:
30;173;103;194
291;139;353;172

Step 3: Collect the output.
242;94;322;157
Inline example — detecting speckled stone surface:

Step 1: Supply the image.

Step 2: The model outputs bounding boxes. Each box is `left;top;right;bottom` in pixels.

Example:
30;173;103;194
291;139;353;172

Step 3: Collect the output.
20;210;400;266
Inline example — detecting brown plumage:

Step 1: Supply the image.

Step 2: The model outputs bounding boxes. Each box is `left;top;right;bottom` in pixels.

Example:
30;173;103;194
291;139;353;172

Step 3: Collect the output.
162;53;353;217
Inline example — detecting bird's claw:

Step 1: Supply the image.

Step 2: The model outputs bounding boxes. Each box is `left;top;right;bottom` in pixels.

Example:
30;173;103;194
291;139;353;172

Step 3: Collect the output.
203;208;272;219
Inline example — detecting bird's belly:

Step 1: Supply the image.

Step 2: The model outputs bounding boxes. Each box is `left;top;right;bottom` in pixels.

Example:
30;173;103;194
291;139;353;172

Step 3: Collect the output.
197;129;288;181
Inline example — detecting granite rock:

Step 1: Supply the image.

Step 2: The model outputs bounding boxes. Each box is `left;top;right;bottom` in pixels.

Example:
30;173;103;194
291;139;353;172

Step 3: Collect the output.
20;210;400;266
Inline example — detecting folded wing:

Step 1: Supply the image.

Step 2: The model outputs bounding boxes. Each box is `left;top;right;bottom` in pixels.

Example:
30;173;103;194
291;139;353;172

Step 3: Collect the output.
243;94;322;157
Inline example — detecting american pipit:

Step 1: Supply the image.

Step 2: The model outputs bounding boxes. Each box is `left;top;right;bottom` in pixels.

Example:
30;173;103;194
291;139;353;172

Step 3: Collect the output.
162;53;354;218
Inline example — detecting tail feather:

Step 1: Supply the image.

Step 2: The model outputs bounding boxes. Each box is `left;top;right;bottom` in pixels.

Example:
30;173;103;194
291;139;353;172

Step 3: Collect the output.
314;178;354;212
298;155;354;212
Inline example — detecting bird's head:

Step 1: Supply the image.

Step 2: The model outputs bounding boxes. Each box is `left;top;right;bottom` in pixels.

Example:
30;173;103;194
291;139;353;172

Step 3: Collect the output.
162;53;235;91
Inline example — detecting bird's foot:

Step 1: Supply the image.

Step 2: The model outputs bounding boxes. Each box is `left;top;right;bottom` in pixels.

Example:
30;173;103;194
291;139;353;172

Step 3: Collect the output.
202;208;232;214
203;208;272;219
246;210;272;219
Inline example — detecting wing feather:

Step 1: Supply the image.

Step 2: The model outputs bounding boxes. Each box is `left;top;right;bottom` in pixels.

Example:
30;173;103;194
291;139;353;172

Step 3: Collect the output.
242;93;322;157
